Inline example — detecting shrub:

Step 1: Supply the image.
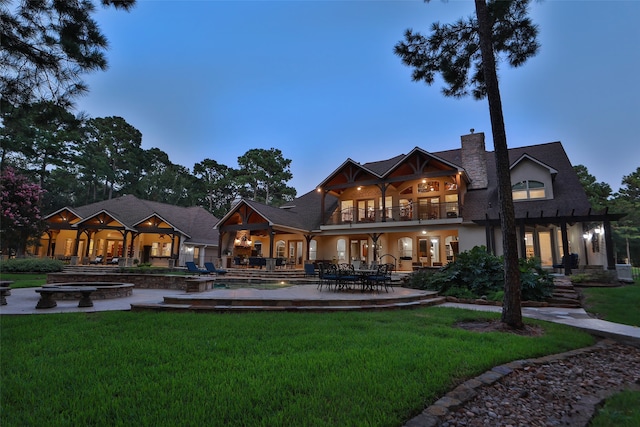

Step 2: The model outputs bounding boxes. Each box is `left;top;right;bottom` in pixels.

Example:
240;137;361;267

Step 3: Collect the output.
570;270;616;284
519;257;554;301
405;246;554;302
0;258;64;273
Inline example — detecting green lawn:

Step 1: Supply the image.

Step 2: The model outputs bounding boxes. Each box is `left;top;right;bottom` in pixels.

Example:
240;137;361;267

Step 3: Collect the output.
580;282;640;327
0;272;47;288
1;307;594;426
590;390;640;427
579;279;640;426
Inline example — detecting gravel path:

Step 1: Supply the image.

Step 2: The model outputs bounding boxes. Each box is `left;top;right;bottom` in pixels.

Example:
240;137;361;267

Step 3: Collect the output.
407;340;640;427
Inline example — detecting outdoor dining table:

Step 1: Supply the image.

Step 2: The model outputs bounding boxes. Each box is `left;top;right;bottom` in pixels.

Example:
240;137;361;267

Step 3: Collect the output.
353;269;379;291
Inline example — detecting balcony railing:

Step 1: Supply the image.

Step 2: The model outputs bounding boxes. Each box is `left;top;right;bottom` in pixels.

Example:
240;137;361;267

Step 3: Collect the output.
324;202;460;226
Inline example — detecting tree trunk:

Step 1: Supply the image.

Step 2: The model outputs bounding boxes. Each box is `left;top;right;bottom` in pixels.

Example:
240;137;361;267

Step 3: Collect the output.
474;0;523;328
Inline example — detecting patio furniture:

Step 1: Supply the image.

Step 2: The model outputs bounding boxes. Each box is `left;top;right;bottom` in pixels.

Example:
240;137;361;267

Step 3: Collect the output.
552;253;579;269
248;257;266;268
337;264;359;290
89;256;103;264
366;264;392;292
317;263;339;291
185;261;208;275
108;257;120;265
304;263;317;278
204;262;228;275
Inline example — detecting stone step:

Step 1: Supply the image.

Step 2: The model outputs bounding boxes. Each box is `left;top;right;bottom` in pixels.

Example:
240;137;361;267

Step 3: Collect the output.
546;297;582;308
131;296;446;312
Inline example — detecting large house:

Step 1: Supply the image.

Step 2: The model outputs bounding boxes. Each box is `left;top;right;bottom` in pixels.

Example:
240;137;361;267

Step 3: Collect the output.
215;132;622;273
38;195;220;267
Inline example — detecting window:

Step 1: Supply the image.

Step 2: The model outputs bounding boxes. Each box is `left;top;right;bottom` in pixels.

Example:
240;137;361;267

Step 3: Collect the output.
357;199;375;221
398;237;412;258
337;238;346;261
418;197;440;219
276;240;286;258
378;196;393;220
444;194;458;217
399;199;412;220
512;180;545;200
161;242;171;257
64;239;73;256
341;200;353;222
309;240;317;261
418;181;439;193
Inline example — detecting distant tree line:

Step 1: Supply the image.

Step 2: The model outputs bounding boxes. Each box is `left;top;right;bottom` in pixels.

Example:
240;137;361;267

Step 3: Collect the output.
0;101;297;219
1;0;297;256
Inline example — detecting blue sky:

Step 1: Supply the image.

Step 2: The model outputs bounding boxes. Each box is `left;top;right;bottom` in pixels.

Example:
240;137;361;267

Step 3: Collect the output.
76;0;640;195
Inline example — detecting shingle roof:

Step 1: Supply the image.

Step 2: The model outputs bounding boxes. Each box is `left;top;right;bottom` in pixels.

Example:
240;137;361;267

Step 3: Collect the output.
459;142;592;221
239;190;339;232
223;140;592;231
65;195;220;245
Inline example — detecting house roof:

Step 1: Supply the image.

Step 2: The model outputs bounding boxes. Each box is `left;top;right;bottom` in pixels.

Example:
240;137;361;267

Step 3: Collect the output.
49;195;220;245
460;142;594;221
216;190;339;234
219;140;597;232
317;148;469;191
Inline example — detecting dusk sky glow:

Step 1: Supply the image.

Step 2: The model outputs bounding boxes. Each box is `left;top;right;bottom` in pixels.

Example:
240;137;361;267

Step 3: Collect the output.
76;0;640;196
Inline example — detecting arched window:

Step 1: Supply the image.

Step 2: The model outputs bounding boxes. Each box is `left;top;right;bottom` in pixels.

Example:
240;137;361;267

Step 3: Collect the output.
309;240;317;261
398;237;412;258
512;180;545;200
276;240;286;258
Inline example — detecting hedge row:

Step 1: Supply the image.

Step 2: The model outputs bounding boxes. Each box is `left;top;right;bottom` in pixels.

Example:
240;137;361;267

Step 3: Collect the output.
0;258;64;273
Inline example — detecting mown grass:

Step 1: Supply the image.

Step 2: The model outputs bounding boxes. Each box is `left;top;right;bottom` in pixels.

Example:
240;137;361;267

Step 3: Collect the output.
590;390;640;427
1;307;594;426
580;282;640;327
0;272;47;288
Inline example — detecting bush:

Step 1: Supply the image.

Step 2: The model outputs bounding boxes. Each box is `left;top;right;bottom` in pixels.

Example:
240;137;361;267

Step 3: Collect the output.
405;246;554;302
0;258;64;273
570;270;616;284
519;257;554;301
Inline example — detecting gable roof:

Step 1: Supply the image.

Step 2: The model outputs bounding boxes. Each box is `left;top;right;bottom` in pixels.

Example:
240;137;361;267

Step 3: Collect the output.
216;190;339;234
461;142;593;221
50;195;220;245
510;153;559;176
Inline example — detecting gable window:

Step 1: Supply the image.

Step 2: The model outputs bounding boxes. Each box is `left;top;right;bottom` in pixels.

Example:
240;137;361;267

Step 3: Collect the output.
512;180;545;200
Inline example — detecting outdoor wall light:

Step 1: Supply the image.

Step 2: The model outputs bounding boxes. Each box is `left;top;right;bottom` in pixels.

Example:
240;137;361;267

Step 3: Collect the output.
595;226;603;234
583;232;591;240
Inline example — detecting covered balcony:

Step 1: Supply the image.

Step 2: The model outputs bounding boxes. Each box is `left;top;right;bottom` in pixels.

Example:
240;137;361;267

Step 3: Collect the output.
324;201;460;226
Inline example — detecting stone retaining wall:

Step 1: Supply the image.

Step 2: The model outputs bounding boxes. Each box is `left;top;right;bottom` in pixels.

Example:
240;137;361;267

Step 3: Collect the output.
47;273;214;291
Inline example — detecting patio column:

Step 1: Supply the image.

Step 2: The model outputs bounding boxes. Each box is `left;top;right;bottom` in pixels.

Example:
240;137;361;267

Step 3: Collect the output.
304;234;314;261
560;220;572;275
46;231;53;257
518;221;526;259
121;231;128;262
603;220;615;270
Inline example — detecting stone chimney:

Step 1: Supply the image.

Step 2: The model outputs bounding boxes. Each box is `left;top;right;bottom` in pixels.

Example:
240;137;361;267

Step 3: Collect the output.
461;131;488;190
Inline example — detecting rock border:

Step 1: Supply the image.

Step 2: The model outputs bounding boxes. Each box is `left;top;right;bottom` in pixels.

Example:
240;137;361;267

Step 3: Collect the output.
403;339;638;427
